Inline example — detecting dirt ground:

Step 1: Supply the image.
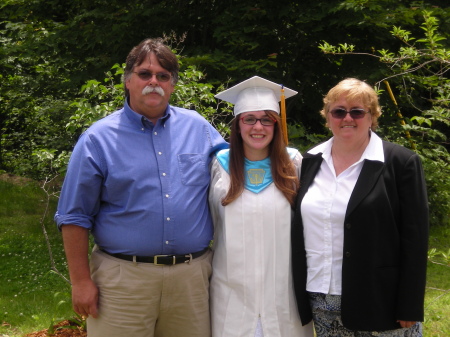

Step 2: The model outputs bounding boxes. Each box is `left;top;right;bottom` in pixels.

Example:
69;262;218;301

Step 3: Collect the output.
0;173;33;185
24;320;86;337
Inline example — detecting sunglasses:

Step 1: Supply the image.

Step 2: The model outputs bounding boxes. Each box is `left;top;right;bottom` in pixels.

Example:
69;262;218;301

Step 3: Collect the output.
330;108;369;119
133;70;171;82
240;116;277;126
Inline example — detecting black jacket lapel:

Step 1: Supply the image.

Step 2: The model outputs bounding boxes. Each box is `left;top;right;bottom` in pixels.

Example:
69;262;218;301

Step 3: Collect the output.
346;159;384;218
297;153;324;209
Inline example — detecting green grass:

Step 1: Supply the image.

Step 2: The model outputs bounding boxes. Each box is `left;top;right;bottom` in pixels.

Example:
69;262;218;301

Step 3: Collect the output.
0;176;449;336
425;224;450;337
0;178;74;336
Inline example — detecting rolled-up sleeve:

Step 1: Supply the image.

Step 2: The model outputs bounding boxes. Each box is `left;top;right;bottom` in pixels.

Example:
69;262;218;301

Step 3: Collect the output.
55;132;104;230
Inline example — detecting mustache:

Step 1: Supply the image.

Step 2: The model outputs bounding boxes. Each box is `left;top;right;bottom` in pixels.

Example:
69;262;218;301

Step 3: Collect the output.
142;86;165;97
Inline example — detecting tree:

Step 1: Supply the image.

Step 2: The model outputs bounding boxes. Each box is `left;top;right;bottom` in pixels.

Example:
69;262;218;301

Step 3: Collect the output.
1;0;448;224
319;10;450;227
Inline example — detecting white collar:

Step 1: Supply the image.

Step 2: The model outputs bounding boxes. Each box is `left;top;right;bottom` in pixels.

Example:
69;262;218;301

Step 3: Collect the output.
308;131;385;163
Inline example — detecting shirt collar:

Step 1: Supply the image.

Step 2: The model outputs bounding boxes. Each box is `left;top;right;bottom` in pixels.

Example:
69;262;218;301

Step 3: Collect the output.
361;131;384;162
123;97;171;129
308;131;384;163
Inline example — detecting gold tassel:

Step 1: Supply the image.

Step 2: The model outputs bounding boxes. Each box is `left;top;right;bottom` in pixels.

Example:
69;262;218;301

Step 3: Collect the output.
280;86;288;144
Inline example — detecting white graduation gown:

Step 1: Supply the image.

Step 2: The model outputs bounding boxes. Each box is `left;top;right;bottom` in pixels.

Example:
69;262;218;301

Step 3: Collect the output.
209;148;313;337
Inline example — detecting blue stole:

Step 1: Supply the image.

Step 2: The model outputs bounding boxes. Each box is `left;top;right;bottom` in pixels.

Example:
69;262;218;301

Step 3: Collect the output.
216;148;296;194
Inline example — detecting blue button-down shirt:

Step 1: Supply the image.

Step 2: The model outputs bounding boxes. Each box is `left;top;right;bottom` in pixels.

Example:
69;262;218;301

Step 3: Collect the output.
55;100;228;255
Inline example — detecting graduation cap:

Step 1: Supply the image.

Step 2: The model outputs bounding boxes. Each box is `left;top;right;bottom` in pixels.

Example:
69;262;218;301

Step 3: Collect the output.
215;76;297;144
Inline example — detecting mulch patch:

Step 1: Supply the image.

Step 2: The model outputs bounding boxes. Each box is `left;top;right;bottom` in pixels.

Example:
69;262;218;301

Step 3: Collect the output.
24;320;86;337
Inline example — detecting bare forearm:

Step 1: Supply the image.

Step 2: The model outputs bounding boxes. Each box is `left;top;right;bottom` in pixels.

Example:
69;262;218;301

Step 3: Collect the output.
62;225;91;284
61;224;99;318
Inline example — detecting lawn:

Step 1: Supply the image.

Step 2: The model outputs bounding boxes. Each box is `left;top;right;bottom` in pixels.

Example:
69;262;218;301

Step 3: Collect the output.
0;175;449;336
0;175;74;336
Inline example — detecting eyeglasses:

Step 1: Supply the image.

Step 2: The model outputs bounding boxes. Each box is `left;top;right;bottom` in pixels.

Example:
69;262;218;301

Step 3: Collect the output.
133;70;171;82
240;116;277;126
329;108;369;119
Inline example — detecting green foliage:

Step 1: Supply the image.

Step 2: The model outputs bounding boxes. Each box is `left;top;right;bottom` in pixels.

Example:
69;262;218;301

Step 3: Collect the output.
0;1;82;179
288;123;329;153
171;60;232;138
67;64;125;136
320;10;450;227
46;292;86;335
1;0;449;225
47;292;86;336
429;248;450;267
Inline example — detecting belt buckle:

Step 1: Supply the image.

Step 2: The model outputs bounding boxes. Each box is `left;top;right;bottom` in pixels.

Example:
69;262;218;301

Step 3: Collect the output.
153;254;176;265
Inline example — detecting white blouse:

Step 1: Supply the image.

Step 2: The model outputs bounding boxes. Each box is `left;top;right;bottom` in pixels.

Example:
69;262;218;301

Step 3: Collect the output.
301;132;384;295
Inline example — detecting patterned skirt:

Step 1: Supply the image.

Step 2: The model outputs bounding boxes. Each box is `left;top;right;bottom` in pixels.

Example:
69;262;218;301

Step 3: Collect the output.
308;292;422;337
255;317;264;337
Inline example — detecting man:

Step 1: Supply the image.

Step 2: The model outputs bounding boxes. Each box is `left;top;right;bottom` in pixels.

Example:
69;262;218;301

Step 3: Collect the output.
55;38;228;337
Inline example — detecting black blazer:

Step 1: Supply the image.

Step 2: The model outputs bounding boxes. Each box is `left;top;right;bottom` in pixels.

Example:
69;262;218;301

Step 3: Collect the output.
292;140;429;331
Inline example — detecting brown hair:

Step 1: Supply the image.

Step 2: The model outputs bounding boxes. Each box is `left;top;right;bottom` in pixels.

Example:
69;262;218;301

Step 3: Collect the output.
123;38;179;96
320;78;382;131
221;111;299;206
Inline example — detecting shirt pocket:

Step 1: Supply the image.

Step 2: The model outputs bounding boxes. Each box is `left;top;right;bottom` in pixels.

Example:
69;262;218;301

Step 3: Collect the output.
178;153;209;186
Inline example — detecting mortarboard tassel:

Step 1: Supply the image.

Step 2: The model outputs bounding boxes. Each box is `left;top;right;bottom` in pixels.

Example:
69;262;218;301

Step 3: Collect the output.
280;85;288;145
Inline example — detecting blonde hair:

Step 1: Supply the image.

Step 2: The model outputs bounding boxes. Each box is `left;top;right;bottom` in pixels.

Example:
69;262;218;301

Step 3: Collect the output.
320;78;382;131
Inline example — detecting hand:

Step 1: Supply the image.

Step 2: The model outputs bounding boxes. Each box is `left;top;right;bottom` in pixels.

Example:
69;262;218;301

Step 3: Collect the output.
397;320;416;328
72;278;99;319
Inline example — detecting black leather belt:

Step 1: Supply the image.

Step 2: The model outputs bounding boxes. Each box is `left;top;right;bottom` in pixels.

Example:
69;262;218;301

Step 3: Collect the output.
100;247;208;265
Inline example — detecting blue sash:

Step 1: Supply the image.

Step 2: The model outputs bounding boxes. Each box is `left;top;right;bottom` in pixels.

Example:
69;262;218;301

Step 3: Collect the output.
216;149;297;193
216;149;272;194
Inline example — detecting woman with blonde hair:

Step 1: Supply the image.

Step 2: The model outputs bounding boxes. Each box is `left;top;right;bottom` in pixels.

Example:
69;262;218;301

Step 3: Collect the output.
292;78;429;337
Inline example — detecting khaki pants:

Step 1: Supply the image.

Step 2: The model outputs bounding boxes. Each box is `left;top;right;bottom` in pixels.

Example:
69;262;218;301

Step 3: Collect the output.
86;247;212;337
